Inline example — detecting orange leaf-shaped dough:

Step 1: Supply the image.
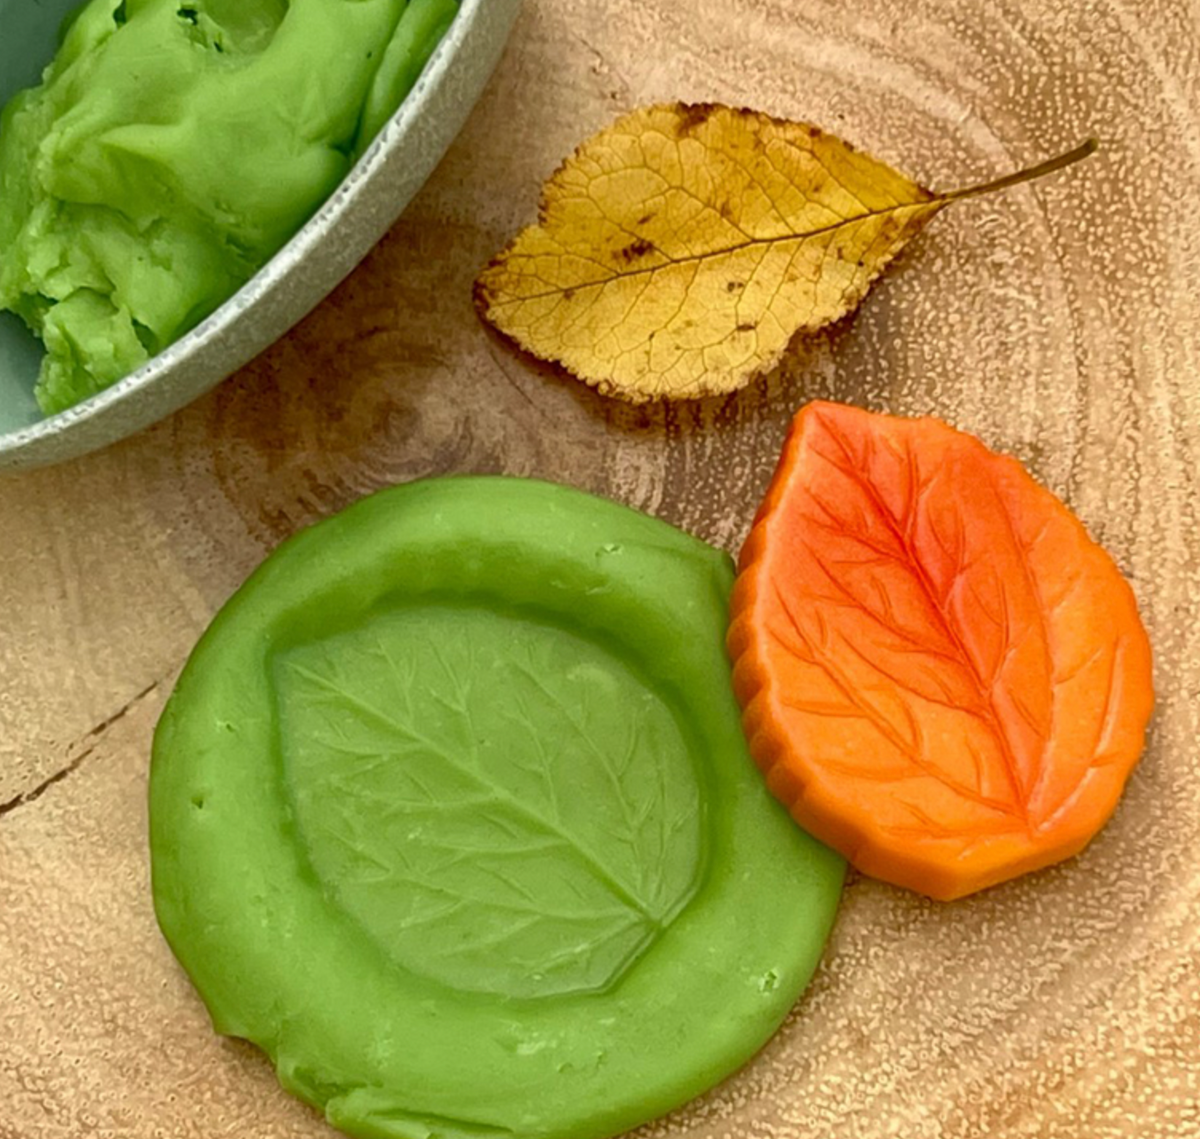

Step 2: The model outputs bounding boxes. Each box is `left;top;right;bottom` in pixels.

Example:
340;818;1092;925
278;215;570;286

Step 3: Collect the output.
729;402;1154;900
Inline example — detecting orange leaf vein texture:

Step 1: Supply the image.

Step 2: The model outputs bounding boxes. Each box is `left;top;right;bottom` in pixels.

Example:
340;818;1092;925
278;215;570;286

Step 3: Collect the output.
728;402;1155;900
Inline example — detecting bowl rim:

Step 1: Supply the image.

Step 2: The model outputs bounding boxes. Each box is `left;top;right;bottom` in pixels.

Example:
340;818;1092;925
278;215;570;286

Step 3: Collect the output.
0;0;500;460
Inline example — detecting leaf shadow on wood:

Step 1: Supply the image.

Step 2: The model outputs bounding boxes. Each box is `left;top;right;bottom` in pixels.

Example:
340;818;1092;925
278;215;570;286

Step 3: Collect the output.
476;306;892;441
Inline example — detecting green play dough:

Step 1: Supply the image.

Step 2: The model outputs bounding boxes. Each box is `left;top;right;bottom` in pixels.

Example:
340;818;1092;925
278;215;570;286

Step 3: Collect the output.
150;477;845;1139
0;0;458;414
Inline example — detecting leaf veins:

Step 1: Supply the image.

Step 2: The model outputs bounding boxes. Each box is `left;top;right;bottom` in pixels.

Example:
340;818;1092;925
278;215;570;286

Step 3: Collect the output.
273;605;703;999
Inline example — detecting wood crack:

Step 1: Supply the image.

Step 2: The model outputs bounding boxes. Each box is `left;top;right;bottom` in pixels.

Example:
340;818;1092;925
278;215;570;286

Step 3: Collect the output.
0;679;161;822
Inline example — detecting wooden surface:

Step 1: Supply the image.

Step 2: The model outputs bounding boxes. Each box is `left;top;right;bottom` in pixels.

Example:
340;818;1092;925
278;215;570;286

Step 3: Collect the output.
2;0;1198;1136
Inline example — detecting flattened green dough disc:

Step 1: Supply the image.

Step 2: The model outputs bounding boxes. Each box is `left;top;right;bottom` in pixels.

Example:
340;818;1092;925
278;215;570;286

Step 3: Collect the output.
150;477;844;1139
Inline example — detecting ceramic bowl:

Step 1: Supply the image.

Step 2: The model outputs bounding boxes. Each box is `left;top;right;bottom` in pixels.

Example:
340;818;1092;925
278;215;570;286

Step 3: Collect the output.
0;0;520;471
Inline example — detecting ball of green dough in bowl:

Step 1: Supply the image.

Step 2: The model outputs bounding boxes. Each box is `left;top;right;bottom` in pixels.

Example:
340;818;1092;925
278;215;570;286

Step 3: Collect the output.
0;0;458;414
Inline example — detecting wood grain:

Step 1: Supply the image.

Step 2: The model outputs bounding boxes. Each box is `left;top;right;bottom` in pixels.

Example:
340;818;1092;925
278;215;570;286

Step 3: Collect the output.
2;0;1198;1136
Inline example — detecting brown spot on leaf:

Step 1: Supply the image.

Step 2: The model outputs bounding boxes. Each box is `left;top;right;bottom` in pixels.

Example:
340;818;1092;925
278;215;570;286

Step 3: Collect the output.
674;103;718;137
736;322;757;332
637;213;655;226
727;281;744;292
618;238;655;263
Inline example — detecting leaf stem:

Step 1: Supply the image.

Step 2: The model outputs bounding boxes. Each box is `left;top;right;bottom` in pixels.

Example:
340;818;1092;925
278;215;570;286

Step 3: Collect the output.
938;138;1099;203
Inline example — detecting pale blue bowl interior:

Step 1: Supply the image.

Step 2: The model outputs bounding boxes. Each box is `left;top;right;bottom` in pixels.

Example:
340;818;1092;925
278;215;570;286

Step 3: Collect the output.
0;0;80;431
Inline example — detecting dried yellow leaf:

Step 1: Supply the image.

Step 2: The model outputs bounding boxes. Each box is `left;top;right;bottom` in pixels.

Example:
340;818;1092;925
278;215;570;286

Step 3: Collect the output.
475;103;1096;402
